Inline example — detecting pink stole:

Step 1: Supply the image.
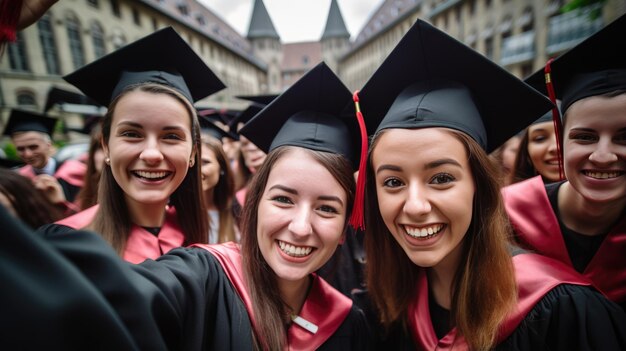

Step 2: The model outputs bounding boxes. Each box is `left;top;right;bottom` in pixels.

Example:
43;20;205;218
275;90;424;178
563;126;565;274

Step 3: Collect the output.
503;176;626;304
408;253;591;350
195;243;353;350
56;205;185;264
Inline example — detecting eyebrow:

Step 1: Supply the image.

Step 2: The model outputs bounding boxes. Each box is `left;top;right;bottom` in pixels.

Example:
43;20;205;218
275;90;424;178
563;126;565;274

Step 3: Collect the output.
269;184;344;206
377;158;462;174
117;121;187;131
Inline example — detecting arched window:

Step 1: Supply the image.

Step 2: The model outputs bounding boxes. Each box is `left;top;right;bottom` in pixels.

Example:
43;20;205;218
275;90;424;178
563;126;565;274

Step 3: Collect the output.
7;32;29;72
91;22;106;59
16;91;38;109
66;14;85;69
37;12;60;74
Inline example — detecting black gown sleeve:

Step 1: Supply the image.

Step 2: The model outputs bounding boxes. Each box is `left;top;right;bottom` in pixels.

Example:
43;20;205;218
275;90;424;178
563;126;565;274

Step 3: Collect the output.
0;207;139;350
498;284;626;351
40;224;255;351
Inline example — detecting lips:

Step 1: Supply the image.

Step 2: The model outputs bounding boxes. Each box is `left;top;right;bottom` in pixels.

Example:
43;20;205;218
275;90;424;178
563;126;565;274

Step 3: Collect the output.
403;224;445;239
277;240;314;257
582;170;624;179
132;170;172;180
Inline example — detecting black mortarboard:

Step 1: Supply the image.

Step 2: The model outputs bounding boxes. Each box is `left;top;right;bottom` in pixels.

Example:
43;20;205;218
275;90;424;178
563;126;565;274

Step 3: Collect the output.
228;104;264;131
0;157;24;169
236;94;278;106
3;110;57;137
44;86;101;113
63;27;225;107
239;62;361;169
525;14;626;114
359;19;552;152
199;115;239;141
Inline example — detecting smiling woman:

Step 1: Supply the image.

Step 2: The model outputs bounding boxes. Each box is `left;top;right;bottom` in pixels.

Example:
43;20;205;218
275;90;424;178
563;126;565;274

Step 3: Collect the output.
37;27;225;262
359;19;626;350
505;14;626;311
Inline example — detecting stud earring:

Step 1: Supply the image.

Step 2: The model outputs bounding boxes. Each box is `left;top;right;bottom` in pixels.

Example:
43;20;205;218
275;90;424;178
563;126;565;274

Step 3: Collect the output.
105;157;110;165
189;158;194;167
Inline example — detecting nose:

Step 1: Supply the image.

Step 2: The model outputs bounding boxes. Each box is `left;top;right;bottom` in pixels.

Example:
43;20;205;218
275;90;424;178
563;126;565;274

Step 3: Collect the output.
288;207;313;237
547;134;558;154
139;138;164;165
589;139;618;165
403;183;431;217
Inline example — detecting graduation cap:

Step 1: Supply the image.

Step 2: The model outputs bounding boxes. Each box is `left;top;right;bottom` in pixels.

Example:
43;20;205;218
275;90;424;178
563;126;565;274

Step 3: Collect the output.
0;157;24;169
236;94;278;106
358;19;552;153
228;104;264;131
63;27;225;107
44;86;101;113
525;14;626;115
3;109;57;137
239;62;360;168
199;115;239;142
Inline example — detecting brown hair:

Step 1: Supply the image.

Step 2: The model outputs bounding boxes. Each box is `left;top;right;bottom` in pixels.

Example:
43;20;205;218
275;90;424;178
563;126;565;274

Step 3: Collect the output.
76;127;103;210
365;129;517;350
0;169;63;229
240;146;355;350
90;83;208;255
202;137;237;243
510;129;536;184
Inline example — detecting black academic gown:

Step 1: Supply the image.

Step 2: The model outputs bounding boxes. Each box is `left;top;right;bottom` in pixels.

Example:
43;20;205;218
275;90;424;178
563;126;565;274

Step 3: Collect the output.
374;253;626;351
5;210;369;350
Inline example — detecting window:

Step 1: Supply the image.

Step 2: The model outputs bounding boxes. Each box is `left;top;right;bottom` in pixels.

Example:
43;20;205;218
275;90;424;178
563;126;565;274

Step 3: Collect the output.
302;55;309;65
177;2;189;16
66;14;85;69
111;28;126;49
37;13;60;74
484;37;493;59
152;17;158;31
132;7;141;26
17;91;37;109
87;0;99;8
110;0;121;18
7;32;29;72
91;22;106;59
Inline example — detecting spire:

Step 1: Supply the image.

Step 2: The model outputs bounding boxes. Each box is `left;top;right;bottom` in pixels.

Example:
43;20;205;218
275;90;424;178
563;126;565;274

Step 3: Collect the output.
247;0;280;40
321;0;350;40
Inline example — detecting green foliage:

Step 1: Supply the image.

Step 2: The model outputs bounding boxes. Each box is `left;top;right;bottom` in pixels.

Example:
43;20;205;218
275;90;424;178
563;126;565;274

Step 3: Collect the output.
561;0;606;19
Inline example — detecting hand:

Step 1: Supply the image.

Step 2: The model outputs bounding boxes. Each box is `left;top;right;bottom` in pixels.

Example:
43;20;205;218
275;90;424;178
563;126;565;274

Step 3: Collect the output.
17;0;59;30
33;174;66;205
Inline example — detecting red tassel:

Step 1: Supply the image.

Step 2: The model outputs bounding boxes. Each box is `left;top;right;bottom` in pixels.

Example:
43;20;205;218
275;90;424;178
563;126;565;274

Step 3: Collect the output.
544;58;565;181
0;0;23;43
348;90;368;231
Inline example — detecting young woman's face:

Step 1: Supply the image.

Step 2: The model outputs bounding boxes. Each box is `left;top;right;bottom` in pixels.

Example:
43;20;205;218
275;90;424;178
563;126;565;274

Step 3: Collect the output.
103;90;194;211
563;94;626;203
500;135;520;175
257;148;347;285
527;121;560;182
200;143;221;192
372;128;475;269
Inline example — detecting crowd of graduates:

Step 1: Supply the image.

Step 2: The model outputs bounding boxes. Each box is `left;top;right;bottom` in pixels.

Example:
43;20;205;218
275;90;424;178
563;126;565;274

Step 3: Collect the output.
1;2;625;350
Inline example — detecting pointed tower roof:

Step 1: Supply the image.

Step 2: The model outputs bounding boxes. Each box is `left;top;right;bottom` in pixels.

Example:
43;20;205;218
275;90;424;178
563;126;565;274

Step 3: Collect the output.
247;0;280;40
321;0;350;40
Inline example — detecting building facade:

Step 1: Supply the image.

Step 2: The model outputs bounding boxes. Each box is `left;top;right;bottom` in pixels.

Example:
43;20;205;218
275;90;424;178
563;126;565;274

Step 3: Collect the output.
1;0;624;133
338;0;625;91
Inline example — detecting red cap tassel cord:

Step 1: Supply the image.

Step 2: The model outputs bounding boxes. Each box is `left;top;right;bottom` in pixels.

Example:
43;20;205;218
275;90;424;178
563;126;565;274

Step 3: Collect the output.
349;91;368;231
0;0;23;43
544;58;565;181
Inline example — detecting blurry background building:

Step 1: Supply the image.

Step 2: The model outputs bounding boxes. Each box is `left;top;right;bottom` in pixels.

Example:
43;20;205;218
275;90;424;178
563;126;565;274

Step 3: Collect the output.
1;0;624;141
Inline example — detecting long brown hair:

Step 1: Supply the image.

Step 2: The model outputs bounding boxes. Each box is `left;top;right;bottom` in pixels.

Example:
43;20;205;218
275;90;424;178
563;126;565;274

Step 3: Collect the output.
202;137;237;243
365;129;517;350
240;146;355;350
90;83;208;255
76;128;103;210
0;169;63;228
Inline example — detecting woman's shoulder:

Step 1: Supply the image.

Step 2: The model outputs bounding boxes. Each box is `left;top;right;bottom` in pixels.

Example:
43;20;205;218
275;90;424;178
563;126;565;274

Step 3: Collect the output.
500;284;626;350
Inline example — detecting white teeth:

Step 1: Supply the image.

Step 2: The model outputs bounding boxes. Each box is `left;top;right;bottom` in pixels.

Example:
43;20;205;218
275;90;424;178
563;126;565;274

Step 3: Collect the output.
134;170;170;179
584;171;622;179
405;224;444;238
278;240;313;257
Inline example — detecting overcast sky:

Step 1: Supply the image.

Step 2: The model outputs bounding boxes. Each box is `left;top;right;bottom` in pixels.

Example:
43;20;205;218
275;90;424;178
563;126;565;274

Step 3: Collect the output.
198;0;383;43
